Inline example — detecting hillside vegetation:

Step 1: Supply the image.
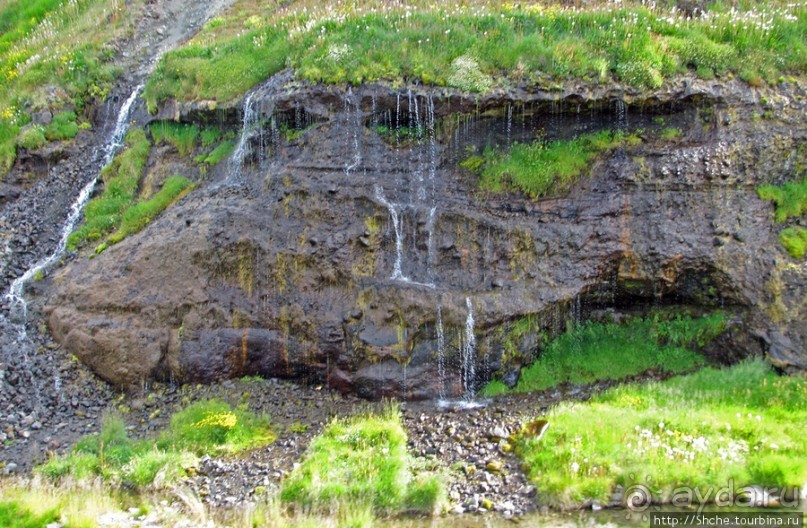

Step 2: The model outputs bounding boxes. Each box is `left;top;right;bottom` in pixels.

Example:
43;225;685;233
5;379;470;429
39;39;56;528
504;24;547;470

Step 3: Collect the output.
0;0;142;174
145;0;806;108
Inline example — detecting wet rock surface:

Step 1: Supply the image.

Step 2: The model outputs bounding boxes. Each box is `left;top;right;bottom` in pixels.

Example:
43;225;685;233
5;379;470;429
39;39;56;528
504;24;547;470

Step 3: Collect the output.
41;77;807;398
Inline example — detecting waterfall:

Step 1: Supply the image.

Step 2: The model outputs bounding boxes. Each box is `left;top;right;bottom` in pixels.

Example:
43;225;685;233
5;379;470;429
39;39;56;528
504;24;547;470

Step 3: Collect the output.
345;88;362;176
2;84;143;407
374;185;407;282
427;206;437;279
5;85;143;320
462;297;477;400
436;305;446;400
229;91;260;183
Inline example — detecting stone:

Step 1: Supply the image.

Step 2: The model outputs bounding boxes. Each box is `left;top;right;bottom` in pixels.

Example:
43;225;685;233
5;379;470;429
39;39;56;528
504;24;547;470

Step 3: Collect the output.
42;80;807;398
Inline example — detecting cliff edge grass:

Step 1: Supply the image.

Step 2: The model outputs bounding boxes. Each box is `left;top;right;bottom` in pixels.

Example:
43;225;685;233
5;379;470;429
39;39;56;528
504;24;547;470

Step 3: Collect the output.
144;0;806;110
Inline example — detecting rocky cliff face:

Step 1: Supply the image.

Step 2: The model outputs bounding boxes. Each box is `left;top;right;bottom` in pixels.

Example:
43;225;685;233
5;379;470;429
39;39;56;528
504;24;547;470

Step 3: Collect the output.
45;76;807;399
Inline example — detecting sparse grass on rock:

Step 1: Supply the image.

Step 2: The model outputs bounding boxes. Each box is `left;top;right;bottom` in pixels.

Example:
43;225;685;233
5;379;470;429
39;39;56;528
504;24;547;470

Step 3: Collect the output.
472;130;639;198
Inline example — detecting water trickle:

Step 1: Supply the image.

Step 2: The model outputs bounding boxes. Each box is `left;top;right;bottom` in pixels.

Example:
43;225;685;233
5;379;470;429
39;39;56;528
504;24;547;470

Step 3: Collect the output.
344;88;362;176
5;85;143;319
374;185;407;282
616;99;629;131
462;297;477;400
436;305;446;400
426;206;437;279
229;90;260;182
506;104;513;145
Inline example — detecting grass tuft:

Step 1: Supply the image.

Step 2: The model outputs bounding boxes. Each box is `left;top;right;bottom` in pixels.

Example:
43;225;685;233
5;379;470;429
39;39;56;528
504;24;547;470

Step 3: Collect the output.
757;177;807;223
107;175;192;245
779;227;807;259
281;404;444;516
68;127;151;250
39;399;273;489
475;130;639;198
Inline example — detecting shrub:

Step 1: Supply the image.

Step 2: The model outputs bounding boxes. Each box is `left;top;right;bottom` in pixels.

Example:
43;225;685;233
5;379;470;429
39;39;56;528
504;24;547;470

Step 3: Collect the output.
447;55;492;93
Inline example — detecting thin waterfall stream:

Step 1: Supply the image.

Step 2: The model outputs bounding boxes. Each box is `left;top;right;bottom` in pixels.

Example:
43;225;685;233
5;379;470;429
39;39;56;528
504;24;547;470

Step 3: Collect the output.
1;84;144;406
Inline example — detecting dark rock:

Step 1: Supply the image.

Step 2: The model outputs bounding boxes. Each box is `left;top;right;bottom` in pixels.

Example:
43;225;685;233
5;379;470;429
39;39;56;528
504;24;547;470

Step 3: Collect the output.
40;78;807;399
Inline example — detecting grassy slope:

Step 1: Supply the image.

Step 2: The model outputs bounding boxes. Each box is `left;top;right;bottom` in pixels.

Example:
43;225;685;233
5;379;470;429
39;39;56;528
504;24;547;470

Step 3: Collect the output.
0;0;142;174
516;359;807;508
145;0;807;108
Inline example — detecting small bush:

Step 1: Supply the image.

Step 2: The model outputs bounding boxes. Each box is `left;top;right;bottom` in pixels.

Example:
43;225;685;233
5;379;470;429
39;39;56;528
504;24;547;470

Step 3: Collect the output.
447;55;492;93
17;126;46;150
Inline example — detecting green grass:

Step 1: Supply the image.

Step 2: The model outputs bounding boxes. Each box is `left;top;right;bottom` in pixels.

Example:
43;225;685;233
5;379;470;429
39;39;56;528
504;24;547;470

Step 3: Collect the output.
780;227;807;258
144;0;807;109
757;177;807;223
39;399;274;488
0;501;59;528
280;404;445;516
757;177;807;258
107;175;192;245
44;110;80;141
0;0;141;174
474;130;639;198
483;312;726;395
198;140;235;166
516;359;807;508
67;127;151;250
149;121;201;156
16;125;46;150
